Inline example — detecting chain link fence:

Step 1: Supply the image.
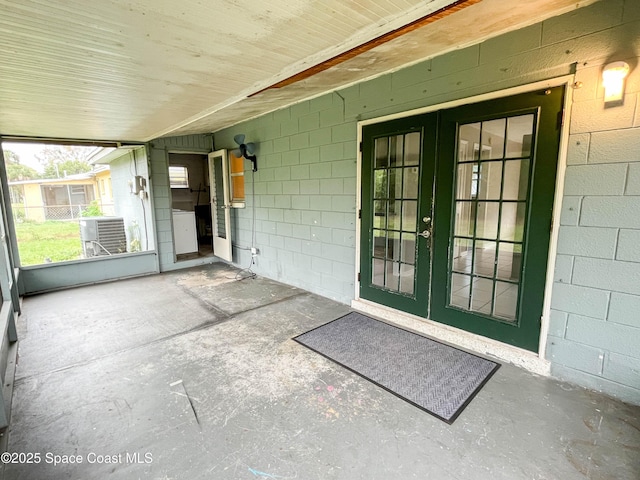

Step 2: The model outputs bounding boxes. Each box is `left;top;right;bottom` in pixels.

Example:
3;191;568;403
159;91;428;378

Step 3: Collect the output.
12;203;118;265
12;204;116;223
45;205;85;220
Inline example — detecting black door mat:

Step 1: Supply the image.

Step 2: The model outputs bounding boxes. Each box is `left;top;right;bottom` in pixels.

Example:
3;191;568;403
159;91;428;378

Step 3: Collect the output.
293;311;500;424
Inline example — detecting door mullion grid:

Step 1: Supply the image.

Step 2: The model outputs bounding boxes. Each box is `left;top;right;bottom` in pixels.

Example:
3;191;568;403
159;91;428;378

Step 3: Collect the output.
397;135;406;293
383;140;390;289
490;122;510;317
467;125;482;312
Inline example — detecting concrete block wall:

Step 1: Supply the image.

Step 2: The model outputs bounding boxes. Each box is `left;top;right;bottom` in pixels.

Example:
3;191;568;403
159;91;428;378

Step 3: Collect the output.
548;0;640;402
148;134;213;271
215;95;358;303
109;148;155;252
212;0;640;402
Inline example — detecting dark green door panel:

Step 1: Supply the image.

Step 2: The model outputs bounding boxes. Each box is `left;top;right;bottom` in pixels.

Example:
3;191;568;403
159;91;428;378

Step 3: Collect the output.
430;87;565;352
359;87;564;352
360;113;437;317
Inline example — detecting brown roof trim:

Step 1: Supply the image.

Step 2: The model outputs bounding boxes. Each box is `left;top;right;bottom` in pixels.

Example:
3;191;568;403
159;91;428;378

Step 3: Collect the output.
250;0;480;96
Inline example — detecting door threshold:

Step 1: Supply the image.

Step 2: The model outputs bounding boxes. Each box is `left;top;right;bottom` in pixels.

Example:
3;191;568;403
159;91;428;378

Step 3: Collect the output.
351;298;550;376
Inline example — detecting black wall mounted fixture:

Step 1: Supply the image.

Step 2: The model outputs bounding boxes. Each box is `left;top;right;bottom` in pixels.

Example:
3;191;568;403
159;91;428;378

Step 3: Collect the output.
232;134;257;172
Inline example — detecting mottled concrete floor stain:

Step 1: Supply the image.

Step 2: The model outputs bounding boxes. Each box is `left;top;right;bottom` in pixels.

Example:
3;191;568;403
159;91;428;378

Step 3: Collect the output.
5;264;640;480
564;408;640;480
174;264;238;289
308;376;384;422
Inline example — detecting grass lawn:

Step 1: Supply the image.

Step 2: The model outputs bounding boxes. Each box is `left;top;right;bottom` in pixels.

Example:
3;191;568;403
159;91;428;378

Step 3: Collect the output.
15;221;82;266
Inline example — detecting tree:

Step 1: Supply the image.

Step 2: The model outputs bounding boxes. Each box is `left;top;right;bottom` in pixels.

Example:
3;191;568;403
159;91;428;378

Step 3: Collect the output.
3;150;20;165
2;149;40;181
36;145;95;179
42;160;92;179
7;163;40;182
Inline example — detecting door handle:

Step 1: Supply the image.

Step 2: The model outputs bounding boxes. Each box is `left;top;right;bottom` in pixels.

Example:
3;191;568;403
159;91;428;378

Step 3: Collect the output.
418;230;431;239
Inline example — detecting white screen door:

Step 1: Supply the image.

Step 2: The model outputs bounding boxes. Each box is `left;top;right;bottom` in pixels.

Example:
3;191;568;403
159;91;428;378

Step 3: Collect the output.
208;150;232;262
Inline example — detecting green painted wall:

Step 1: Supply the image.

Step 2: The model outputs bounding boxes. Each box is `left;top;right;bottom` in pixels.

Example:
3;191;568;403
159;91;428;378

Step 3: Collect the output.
215;94;357;302
214;0;640;404
148;133;217;272
19;252;159;294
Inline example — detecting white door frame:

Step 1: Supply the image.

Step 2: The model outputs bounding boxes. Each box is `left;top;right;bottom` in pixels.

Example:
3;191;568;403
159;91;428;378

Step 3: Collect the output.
353;76;574;372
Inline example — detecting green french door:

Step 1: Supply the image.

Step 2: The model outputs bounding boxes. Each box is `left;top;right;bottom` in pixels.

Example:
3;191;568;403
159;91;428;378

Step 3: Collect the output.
360;87;565;352
360;113;437;317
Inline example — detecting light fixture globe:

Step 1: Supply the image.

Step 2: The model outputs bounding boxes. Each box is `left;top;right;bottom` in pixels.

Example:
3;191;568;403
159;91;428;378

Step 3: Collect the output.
602;61;630;103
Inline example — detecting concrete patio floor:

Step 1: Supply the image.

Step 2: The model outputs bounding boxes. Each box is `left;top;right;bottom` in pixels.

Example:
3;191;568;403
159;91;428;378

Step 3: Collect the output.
3;263;639;480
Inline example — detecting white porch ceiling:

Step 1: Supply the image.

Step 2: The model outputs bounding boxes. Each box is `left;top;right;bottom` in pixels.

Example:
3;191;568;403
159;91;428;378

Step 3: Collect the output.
0;0;598;143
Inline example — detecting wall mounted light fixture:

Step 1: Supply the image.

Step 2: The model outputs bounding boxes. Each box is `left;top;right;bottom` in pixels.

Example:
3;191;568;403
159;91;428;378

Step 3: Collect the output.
602;61;630;104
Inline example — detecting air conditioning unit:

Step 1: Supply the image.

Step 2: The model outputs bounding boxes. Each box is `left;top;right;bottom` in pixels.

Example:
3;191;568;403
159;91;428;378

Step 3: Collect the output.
80;217;127;257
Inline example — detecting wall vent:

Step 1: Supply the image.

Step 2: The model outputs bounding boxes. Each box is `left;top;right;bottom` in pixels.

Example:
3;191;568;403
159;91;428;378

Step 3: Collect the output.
80;217;127;257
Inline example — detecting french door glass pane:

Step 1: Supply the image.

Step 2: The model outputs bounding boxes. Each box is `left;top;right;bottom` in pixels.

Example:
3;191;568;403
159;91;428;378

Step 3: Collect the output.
454;201;475;237
473;241;496;277
471;277;493;313
448;113;535;324
373;201;386;229
478;162;502;200
389;135;403;167
458;123;480;160
503;159;530;201
374;170;387;199
375;138;389;168
506;115;534;158
402;201;417;232
385;261;400;290
373;229;385;257
403;167;419;198
400;233;416;263
452;238;473;273
388;200;400;230
494;282;518;320
404;132;420;166
450;273;471;309
387;235;400;261
399;264;415;294
476;202;499;239
456;163;476;200
372;258;384;287
451;272;471;290
499;202;526;242
389;168;403;199
497;242;522;281
480;118;505;160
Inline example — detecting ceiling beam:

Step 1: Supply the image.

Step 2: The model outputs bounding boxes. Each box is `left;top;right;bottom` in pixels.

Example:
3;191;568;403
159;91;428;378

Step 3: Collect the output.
250;0;481;97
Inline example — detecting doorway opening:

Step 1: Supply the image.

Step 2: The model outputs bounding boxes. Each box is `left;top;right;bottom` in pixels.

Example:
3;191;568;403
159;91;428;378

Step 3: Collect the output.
168;153;213;261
